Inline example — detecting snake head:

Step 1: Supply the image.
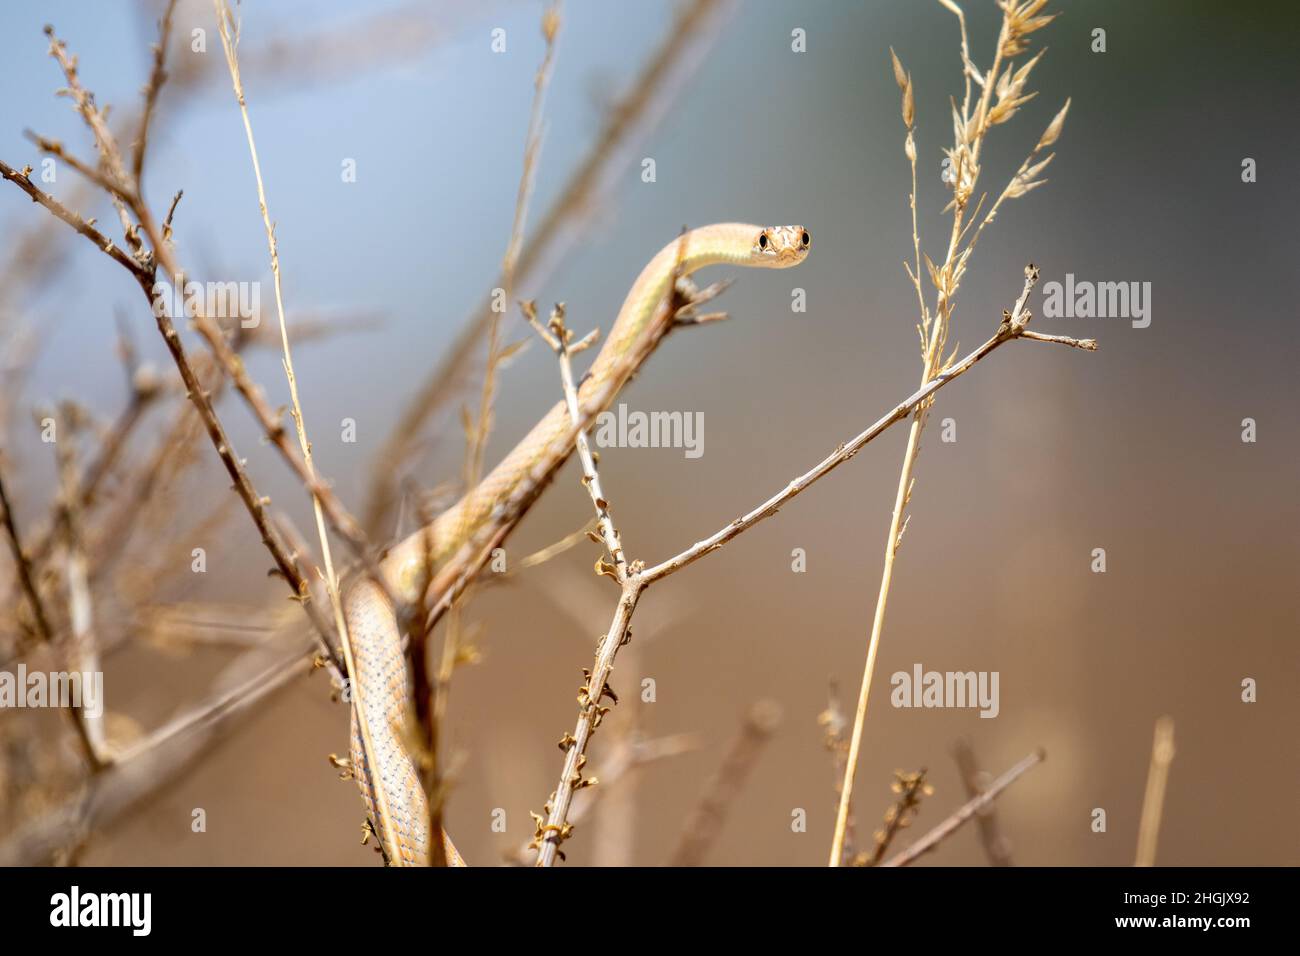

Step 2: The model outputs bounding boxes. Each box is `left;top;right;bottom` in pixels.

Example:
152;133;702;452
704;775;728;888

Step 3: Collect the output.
754;225;811;266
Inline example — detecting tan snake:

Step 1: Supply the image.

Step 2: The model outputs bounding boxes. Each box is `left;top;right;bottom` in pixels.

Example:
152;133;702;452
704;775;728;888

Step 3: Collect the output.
343;223;811;865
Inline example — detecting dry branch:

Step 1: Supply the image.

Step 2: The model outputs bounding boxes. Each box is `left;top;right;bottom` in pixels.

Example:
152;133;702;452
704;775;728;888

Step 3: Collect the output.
532;264;1090;865
882;749;1044;867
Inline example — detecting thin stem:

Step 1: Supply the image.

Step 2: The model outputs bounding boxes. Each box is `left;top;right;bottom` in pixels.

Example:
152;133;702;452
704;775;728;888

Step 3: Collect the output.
212;0;390;852
881;749;1045;867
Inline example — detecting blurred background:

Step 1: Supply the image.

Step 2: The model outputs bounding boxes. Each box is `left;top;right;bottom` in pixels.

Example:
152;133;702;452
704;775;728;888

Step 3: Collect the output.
0;0;1296;866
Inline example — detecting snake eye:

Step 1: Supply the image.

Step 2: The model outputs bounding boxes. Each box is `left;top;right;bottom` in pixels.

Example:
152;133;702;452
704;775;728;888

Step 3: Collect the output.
801;230;810;248
758;232;769;250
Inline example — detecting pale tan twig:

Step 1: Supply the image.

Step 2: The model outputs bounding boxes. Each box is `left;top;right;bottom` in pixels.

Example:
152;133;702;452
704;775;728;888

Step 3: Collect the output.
513;521;598;572
533;584;638;866
667;701;783;867
882;749;1045;867
524;292;650;868
1135;715;1175;867
522;301;623;576
640;270;1092;585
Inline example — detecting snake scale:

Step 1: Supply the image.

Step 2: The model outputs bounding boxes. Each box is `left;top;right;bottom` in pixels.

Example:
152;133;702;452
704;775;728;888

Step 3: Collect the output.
343;223;811;865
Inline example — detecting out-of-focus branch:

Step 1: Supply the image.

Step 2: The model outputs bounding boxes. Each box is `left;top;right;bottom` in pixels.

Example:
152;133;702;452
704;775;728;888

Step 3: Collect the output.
1135;716;1175;867
953;737;1014;866
667;701;782;867
882;749;1044;867
0;634;314;866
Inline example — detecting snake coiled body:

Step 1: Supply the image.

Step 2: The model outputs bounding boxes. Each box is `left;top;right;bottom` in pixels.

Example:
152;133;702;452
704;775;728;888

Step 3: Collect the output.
344;223;810;865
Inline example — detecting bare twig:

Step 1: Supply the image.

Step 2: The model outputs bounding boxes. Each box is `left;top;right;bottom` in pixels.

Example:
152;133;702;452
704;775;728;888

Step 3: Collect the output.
522;301;621;575
133;0;178;187
0;159;149;281
882;749;1044;867
640;270;1092;586
862;769;933;866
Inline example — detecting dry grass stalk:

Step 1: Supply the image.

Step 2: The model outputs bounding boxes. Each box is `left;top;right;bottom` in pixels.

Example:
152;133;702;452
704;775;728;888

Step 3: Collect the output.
830;0;1073;866
1134;715;1175;867
210;0;397;852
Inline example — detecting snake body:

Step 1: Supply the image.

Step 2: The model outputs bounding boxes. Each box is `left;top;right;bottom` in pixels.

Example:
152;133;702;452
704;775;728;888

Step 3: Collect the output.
344;223;810;865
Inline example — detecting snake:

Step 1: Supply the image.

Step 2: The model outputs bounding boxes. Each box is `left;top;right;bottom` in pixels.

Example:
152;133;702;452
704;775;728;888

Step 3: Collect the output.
343;223;811;865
